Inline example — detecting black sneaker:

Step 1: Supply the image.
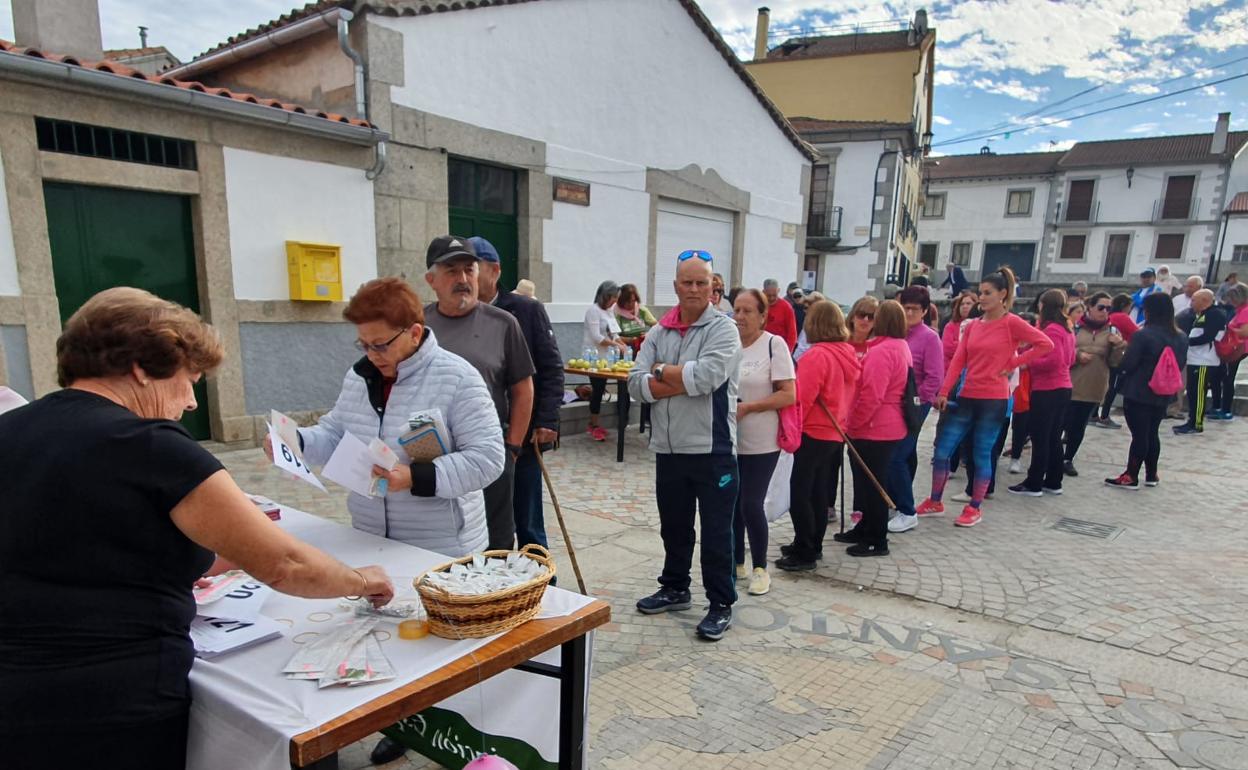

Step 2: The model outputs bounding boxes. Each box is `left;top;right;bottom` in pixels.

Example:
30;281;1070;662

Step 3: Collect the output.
1007;483;1043;497
779;543;822;560
846;542;889;558
1063;461;1078;477
696;604;732;641
1104;473;1140;490
635;587;693;615
774;554;817;572
370;736;406;765
832;529;864;543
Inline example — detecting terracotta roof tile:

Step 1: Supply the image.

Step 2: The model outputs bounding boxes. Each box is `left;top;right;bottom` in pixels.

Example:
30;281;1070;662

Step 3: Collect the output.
189;0;815;160
1057;131;1248;168
0;38;371;128
104;45;176;60
927;151;1065;181
1226;192;1248;215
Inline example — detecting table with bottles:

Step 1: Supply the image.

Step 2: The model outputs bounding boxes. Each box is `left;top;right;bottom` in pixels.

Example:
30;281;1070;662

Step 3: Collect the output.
565;344;642;462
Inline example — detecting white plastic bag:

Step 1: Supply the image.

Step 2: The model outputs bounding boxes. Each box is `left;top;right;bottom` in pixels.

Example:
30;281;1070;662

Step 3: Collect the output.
764;451;794;523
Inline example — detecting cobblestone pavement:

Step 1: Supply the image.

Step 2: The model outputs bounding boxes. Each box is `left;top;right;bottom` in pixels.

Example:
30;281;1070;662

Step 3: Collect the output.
218;413;1248;770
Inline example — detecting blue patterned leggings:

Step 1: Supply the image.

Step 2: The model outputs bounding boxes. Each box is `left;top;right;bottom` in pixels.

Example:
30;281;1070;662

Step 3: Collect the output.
930;397;1009;508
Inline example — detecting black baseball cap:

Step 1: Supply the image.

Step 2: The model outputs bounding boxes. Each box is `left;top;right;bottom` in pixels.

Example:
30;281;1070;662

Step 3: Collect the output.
426;235;478;268
1140;268;1156;278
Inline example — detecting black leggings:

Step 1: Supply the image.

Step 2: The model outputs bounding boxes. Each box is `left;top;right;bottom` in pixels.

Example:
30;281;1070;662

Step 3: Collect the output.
1063;400;1099;462
848;438;900;547
787;436;843;560
1023;388;1071;491
8;710;188;769
1100;367;1124;419
735;452;779;569
1221;359;1241;414
1008;410;1031;460
1124;398;1166;480
589;377;608;415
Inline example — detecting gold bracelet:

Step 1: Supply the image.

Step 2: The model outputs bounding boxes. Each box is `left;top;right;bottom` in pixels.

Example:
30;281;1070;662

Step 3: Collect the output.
352;568;368;595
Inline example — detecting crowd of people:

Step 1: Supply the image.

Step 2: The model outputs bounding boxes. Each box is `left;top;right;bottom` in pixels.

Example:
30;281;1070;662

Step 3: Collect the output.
5;235;1247;766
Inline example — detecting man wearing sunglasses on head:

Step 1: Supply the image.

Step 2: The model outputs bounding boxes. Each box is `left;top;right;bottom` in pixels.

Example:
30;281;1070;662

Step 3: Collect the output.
628;250;743;641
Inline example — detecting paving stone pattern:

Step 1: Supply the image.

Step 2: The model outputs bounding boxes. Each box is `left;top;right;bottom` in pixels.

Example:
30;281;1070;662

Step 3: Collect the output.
218;413;1248;769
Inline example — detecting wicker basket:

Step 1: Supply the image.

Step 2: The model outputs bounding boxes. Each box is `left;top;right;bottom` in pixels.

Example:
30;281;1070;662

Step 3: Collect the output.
413;544;556;639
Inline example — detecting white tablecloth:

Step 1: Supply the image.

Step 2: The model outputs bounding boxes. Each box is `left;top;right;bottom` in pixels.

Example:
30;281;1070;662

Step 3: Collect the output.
186;507;594;770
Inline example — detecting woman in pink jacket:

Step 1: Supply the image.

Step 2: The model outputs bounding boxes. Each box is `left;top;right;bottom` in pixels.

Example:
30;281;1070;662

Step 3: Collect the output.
777;301;861;572
834;301;912;557
1009;289;1076;497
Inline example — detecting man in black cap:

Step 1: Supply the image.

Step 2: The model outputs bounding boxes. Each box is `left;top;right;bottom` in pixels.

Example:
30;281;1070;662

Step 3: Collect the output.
786;282;806;336
1132;268;1163;325
422;235;535;551
470;236;564;551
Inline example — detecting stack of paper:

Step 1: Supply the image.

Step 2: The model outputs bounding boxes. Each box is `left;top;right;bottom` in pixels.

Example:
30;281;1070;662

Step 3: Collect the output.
283;617;396;687
190;571;283;659
190;615;286;660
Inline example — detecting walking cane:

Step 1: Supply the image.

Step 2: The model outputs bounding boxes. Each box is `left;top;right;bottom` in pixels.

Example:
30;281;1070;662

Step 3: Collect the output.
532;437;589;595
817;402;897;511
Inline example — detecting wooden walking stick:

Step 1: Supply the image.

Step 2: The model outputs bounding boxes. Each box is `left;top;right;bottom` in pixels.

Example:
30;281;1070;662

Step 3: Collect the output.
817;401;897;511
532;438;589;595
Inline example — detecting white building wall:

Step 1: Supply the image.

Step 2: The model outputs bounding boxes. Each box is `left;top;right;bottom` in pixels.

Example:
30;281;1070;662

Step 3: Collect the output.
223;148;377;301
374;0;807;315
1217;217;1248;279
0;149;19;296
920;178;1049;276
816;139;886;304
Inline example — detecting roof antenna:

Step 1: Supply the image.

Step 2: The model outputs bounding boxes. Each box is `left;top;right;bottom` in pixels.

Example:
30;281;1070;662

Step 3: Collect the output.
139;26;149;48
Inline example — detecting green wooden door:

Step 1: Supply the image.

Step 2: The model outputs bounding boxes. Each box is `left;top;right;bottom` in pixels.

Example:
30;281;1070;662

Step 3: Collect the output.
448;158;520;291
44;182;211;439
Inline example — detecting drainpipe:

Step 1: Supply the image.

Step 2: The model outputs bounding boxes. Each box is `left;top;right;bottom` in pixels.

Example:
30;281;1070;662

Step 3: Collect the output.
1210;210;1230;284
337;10;386;180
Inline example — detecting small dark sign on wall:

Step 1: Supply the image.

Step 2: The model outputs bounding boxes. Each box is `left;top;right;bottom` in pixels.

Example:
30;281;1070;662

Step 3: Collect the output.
553;177;591;206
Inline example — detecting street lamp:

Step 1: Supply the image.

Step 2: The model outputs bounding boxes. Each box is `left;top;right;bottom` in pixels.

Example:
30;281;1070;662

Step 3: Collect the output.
922;129;934;156
1126;166;1135;188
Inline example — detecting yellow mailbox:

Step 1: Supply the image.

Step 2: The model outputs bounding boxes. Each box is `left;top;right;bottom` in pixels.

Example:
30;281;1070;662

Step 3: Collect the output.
286;241;343;301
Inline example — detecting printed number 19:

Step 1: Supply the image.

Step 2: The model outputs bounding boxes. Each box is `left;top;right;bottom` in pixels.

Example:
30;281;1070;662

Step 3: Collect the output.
280;443;303;470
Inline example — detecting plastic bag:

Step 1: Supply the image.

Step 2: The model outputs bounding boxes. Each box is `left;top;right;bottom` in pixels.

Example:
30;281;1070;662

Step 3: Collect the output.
764;451;794;523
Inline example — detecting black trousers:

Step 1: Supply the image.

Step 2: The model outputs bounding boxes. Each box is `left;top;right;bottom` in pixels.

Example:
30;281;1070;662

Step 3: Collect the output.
1063;400;1099;463
1184;365;1221;430
655;453;739;607
1100;367;1124;419
787;435;843;561
734;452;779;570
8;710;188;769
848;438;900;547
1008;410;1031;460
1023;388;1071;491
1221;358;1242;414
588;377;608;415
1124;398;1166;480
482;451;516;550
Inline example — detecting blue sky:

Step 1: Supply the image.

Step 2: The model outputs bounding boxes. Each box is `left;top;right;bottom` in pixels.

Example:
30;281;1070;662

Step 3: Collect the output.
2;0;1245;156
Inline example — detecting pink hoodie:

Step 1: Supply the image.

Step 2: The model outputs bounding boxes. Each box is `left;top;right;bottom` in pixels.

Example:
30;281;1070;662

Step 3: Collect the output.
796;341;861;442
1028;321;1076;392
847;337;913;441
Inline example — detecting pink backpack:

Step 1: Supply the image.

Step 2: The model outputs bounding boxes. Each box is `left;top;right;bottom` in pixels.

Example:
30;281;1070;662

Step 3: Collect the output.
770;335;803;453
1148;345;1183;396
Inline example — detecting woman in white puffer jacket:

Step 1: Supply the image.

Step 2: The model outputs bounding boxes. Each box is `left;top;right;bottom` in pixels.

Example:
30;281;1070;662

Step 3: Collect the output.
296;278;504;557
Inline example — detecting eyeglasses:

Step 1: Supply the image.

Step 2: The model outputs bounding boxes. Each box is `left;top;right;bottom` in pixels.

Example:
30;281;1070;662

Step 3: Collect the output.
1094;305;1112;312
857;312;875;321
677;249;713;262
354;328;406;353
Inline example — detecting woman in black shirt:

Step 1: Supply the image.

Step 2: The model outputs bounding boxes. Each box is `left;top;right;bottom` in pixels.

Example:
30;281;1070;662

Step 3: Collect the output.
0;288;395;769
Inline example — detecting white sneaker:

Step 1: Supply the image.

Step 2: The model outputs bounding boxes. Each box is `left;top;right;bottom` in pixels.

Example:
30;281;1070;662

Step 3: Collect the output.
950;492;972;502
748;567;771;596
1008;459;1023;474
735;563;748;581
888;513;918;533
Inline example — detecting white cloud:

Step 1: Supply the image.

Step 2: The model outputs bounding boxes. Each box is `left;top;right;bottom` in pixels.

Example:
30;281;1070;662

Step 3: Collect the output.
1126;122;1160;134
934;69;961;87
933;115;953;125
972;77;1048;102
1201;86;1225;97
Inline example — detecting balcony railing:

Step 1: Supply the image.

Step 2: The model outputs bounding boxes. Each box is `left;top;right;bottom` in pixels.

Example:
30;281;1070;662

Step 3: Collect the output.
1153;197;1201;222
806;206;842;250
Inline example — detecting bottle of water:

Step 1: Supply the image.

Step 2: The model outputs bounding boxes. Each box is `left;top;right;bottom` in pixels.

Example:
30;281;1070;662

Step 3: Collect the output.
624;346;633;363
607;346;618;366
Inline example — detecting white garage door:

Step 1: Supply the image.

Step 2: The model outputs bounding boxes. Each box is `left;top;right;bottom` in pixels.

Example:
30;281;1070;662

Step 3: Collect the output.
654;198;734;306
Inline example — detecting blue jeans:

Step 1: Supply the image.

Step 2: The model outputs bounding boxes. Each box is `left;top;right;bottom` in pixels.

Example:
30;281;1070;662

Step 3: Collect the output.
885;404;931;516
931;397;1009;507
513;448;547;548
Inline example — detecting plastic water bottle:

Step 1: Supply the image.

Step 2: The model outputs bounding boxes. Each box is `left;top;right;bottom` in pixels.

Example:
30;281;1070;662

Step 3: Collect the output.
624;346;633;363
606;346;618;366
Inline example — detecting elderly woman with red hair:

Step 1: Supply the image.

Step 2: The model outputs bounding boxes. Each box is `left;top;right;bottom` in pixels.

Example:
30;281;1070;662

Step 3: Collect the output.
0;287;394;769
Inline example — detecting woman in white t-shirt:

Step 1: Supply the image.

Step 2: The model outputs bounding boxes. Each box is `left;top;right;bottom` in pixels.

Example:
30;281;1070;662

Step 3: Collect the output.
582;281;630;441
733;288;796;596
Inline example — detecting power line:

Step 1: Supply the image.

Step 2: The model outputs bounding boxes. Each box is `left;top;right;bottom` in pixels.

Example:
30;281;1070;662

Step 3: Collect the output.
933;69;1248;149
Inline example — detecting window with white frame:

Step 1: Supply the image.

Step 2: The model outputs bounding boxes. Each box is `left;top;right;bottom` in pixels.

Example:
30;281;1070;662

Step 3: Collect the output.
1231;244;1248;263
922;192;945;218
950;242;971;266
919;242;939;268
1005;189;1033;216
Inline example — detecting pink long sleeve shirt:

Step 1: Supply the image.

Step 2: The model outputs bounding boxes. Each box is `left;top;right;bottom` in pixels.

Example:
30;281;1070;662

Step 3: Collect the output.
939;313;1055;400
1028;321;1076;392
846;337;913;441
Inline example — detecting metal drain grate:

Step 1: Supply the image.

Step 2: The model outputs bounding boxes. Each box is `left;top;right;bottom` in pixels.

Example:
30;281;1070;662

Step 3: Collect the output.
1052;517;1123;540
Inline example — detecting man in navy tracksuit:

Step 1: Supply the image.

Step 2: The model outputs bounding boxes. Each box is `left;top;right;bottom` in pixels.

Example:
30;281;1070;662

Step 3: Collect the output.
628;253;741;641
1175;289;1226;435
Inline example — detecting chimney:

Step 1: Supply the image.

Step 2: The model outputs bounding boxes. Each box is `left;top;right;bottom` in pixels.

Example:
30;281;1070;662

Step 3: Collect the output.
1211;112;1230;155
12;0;104;60
754;7;771;61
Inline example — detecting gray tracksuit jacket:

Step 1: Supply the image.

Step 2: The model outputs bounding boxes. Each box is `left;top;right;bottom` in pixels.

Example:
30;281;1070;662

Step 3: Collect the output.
628;303;741;455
